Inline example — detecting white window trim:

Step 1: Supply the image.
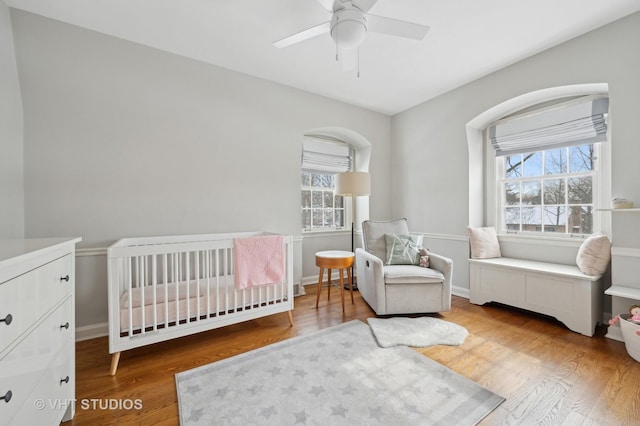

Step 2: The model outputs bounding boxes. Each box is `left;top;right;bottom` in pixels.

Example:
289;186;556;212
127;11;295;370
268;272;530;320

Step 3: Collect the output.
487;142;608;239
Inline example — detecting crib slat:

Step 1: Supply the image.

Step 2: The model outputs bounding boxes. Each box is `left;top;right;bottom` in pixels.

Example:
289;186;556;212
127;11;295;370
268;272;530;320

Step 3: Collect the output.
195;251;200;321
186;251;190;323
152;254;157;332
128;257;133;338
174;253;179;327
141;256;147;334
163;253;168;329
206;250;211;318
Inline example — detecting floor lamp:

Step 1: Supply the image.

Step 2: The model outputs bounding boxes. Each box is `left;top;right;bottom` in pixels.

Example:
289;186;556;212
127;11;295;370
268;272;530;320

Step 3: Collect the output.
335;171;371;290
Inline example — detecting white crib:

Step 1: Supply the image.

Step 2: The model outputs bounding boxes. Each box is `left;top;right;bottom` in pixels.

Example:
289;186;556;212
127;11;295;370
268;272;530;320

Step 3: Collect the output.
107;232;294;375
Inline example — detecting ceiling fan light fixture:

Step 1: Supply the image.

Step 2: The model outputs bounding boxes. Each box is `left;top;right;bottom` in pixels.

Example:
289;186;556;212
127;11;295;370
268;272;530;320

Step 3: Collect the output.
330;8;367;50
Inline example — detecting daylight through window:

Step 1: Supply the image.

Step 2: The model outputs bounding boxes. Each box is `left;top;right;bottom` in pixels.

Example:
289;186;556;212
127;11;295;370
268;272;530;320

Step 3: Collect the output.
500;144;596;235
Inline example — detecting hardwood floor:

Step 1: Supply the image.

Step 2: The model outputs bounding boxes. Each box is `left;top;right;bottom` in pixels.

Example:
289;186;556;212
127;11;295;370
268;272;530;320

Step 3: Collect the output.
69;287;639;425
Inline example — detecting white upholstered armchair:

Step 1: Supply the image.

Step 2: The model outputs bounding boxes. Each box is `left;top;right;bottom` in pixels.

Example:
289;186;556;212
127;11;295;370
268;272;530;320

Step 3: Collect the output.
355;218;452;315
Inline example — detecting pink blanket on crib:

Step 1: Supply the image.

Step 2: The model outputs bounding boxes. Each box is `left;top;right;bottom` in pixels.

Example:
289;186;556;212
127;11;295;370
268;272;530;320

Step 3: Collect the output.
234;235;285;290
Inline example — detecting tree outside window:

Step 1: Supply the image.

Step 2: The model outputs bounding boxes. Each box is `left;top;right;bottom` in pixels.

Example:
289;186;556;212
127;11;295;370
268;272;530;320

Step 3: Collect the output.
301;171;345;230
501;144;595;235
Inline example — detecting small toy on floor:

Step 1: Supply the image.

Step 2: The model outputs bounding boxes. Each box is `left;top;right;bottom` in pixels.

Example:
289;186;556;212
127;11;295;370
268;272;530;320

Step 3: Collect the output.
630;304;640;324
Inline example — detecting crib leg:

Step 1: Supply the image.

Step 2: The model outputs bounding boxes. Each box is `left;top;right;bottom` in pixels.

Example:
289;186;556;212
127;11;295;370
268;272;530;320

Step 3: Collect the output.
110;352;121;376
287;310;294;326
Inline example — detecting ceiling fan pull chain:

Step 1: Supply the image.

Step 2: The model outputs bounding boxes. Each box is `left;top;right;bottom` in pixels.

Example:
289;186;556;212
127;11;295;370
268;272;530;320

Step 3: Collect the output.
335;15;340;61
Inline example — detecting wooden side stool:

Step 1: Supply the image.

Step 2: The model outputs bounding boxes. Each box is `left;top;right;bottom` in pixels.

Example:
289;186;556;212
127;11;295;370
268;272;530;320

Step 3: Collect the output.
315;250;355;313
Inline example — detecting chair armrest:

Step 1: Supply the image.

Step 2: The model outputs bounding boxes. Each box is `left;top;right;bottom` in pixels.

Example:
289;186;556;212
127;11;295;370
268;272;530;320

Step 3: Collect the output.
355;248;387;315
428;252;453;310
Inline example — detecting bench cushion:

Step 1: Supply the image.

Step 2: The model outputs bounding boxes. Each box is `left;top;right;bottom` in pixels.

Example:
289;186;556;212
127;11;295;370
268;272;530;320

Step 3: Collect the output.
468;257;601;281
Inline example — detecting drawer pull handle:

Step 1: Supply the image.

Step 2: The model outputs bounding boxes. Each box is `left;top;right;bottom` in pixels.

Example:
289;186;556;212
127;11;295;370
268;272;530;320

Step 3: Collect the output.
60;275;70;282
1;390;11;403
60;376;70;385
1;314;12;325
61;322;70;330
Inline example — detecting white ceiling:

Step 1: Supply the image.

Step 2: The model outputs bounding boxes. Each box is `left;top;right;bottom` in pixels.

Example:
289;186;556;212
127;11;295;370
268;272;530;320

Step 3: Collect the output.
7;0;640;115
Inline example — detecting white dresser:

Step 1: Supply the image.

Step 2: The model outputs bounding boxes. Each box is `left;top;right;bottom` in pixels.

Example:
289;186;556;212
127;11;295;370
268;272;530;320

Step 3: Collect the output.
0;238;81;426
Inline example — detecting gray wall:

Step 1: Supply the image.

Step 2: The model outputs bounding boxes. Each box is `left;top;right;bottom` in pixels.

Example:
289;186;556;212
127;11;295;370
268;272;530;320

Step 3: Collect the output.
11;10;392;328
391;12;640;301
0;2;24;238
7;7;640;330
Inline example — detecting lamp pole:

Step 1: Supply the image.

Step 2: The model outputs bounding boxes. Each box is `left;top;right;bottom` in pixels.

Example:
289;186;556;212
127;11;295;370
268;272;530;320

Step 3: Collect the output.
335;172;371;291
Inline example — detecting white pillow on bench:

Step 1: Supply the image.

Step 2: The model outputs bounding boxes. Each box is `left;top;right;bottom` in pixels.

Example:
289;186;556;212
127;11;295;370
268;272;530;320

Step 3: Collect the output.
576;233;611;276
467;226;501;259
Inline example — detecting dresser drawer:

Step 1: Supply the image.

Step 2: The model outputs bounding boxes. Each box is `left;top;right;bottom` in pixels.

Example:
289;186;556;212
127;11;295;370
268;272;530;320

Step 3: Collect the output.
7;344;74;426
0;297;73;425
0;254;73;352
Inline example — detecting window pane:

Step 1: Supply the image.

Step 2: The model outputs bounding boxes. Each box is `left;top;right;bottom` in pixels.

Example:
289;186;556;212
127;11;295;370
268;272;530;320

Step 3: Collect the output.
311;173;323;187
320;174;334;188
543;206;566;232
301;172;311;187
568;206;592;234
335;209;344;227
312;209;323;227
302;210;311;229
301;190;311;208
335;195;343;209
569;145;594;173
521;207;541;231
543;179;565;204
323;209;334;227
568;177;592;204
311;191;323;208
505;207;520;231
505;182;520;206
545;148;566;175
522;152;543;177
505;155;522;178
521;181;541;205
323;191;334;208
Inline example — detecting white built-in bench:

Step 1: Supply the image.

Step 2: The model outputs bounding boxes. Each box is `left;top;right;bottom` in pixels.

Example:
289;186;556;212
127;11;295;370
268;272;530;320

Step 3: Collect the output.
469;257;603;336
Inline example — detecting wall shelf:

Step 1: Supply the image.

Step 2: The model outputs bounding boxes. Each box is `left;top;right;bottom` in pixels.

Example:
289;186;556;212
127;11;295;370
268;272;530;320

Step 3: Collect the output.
605;285;640;300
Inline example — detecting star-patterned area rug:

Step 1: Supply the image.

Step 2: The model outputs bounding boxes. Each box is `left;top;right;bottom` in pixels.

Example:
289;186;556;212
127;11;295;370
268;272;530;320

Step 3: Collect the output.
175;320;504;425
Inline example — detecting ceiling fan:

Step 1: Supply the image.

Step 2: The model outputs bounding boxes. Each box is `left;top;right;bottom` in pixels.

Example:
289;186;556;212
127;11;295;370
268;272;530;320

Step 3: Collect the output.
273;0;430;71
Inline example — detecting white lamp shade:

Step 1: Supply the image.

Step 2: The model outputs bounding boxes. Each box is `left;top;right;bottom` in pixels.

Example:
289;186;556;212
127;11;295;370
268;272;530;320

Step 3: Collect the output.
335;172;370;196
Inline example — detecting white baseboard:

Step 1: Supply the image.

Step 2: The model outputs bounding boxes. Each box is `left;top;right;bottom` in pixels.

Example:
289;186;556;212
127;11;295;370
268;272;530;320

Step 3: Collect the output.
76;322;109;342
452;285;470;299
301;272;355;287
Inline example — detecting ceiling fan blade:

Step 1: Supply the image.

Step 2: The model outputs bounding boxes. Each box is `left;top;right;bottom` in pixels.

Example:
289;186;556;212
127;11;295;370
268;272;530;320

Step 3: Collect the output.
315;0;342;12
367;15;430;40
352;0;378;13
273;21;331;48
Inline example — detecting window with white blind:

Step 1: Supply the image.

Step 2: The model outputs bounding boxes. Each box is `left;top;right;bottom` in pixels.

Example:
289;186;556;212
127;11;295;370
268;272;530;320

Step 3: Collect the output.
301;138;353;231
488;96;609;236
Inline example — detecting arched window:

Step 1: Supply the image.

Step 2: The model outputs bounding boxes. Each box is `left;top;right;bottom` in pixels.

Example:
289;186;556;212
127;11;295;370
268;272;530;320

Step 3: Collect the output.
467;84;611;238
301;137;352;231
301;128;371;233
